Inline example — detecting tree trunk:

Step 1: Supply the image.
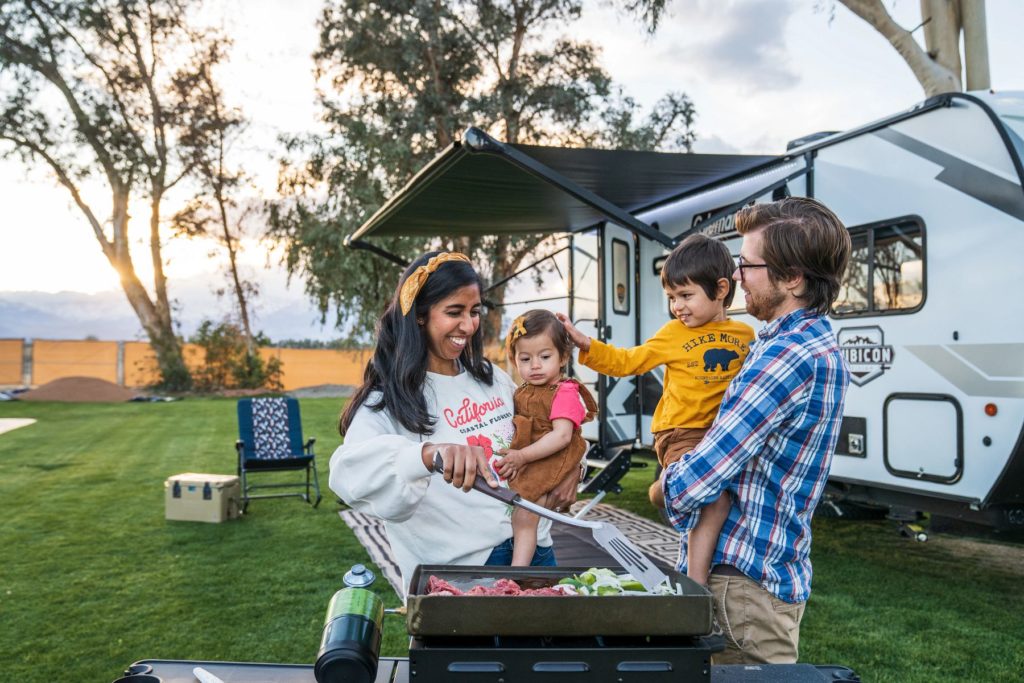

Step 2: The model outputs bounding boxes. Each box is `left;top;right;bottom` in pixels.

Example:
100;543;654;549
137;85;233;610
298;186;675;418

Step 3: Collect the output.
110;191;191;389
961;0;990;90
219;199;256;355
920;0;962;80
839;0;961;96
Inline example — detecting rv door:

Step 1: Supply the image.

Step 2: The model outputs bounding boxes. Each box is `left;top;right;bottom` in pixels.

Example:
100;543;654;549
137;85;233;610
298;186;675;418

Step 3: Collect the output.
602;223;641;446
570;223;641;449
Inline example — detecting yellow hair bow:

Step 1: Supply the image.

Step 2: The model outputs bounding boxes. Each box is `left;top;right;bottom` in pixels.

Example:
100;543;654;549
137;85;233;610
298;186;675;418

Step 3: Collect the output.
399;252;472;315
505;315;528;358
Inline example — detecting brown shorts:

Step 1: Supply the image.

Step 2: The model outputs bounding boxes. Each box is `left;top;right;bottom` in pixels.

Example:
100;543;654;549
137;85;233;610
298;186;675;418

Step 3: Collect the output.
653;427;710;468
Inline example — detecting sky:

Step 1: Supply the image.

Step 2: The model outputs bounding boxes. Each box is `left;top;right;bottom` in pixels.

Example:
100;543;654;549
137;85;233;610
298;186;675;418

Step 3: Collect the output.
1;0;1022;339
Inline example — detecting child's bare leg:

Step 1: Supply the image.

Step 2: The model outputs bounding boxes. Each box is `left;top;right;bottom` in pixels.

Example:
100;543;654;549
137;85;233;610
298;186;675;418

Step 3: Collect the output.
511;502;542;566
686;492;731;585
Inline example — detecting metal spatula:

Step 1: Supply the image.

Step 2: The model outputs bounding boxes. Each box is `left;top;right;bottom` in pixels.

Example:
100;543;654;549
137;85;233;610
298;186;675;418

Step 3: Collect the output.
433;454;670;592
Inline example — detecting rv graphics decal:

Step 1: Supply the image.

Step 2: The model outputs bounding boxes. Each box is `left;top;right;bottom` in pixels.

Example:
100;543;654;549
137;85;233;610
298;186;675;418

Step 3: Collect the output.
904;343;1024;398
874;128;1024;222
838;326;894;386
692;204;741;238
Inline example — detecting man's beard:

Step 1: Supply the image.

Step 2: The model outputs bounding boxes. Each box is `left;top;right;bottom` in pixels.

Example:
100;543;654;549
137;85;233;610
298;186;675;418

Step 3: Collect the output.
744;283;787;321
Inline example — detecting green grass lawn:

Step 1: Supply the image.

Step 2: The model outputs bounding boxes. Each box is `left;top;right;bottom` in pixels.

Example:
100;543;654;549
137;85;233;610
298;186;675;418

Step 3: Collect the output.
1;399;1022;682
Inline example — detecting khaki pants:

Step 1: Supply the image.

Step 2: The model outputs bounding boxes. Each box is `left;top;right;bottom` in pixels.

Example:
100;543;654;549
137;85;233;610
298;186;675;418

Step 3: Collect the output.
709;573;805;664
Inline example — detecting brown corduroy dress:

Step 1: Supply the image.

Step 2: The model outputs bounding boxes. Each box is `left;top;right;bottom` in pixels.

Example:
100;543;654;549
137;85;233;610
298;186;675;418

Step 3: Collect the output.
507;379;598;502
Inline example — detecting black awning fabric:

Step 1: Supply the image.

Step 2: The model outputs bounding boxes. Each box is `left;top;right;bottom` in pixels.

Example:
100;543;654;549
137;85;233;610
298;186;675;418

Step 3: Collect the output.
348;131;778;242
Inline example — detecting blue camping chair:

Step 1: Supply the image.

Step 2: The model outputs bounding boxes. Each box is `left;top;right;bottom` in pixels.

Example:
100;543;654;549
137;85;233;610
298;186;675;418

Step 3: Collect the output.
236;397;322;512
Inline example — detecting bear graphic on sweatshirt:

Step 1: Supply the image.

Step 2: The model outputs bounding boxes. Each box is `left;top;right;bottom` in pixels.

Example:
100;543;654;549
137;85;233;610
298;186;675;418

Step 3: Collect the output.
703;347;740;372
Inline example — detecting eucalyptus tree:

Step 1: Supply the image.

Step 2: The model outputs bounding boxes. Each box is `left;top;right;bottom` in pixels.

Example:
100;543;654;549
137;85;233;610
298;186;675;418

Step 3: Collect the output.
0;0;233;388
171;52;259;355
270;0;695;343
836;0;990;96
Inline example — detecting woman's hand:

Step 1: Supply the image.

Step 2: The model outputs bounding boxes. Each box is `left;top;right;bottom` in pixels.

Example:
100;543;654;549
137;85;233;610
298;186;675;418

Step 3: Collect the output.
547;464;580;513
496;449;528;480
554;313;591;352
421;442;498;492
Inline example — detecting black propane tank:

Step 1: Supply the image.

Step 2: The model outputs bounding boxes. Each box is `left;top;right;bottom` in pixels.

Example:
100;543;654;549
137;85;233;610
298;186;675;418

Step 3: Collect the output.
313;565;384;683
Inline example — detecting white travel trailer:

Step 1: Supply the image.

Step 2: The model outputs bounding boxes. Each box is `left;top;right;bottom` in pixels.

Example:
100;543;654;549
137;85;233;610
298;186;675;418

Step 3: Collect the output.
347;91;1024;529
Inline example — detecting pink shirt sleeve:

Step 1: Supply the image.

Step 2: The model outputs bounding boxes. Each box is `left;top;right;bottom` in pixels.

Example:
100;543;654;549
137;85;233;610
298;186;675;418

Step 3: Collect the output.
549;381;586;428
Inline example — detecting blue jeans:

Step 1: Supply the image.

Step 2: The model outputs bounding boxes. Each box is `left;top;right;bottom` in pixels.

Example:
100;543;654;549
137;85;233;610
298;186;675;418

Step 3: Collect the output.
484;538;557;566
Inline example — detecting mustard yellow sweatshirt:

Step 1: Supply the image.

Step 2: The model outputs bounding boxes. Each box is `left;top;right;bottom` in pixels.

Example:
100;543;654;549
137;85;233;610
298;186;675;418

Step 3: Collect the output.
579;319;755;433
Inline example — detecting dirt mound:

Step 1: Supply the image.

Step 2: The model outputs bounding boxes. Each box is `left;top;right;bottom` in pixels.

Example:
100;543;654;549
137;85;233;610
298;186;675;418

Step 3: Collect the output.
20;377;139;403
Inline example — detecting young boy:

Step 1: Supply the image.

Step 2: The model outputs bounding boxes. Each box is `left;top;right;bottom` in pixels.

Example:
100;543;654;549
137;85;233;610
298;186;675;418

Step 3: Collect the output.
558;233;755;585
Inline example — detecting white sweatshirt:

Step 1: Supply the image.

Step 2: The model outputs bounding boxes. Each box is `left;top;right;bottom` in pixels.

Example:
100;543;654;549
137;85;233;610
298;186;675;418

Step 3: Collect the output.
330;366;552;595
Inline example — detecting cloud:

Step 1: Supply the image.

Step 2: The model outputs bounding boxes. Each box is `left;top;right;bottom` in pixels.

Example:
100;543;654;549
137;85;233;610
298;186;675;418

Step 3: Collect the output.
662;0;801;91
691;133;742;154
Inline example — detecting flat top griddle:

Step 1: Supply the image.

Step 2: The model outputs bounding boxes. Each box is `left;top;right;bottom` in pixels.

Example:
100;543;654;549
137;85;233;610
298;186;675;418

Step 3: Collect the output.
406;565;713;637
128;659;860;682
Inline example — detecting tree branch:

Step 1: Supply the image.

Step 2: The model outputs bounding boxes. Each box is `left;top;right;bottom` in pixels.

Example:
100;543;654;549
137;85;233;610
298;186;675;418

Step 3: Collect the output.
0;132;113;258
838;0;960;95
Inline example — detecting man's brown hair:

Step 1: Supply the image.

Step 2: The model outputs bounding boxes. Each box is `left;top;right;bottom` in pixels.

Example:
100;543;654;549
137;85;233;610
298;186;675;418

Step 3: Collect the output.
735;198;852;315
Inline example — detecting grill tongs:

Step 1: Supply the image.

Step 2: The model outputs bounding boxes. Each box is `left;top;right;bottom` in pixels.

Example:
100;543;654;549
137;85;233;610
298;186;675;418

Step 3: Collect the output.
433;453;671;592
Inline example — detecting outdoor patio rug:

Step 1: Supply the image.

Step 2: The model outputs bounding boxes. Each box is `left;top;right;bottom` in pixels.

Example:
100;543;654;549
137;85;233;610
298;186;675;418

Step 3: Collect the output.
339;501;680;596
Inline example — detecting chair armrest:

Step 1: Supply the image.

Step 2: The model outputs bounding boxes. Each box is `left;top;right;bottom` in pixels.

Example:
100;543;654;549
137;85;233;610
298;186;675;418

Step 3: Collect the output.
305;437;316;454
235;440;245;454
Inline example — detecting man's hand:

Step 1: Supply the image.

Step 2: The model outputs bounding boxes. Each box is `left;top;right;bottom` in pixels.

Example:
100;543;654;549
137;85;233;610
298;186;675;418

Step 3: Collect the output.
421;442;497;491
554;312;591;352
547;464;580;512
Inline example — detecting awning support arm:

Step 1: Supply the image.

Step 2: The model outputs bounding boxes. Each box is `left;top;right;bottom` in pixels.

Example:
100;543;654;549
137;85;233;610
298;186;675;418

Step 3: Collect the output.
347;239;411;268
484;243;570;294
464;128;675;248
673;162;812;244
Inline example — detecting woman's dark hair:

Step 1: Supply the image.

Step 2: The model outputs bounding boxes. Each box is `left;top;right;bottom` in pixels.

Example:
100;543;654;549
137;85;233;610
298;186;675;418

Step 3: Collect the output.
660;233;737;308
339;251;493;436
507;310;573;366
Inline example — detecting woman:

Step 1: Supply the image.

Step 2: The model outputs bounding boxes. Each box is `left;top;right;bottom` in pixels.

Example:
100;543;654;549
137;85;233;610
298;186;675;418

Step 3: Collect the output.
330;251;578;594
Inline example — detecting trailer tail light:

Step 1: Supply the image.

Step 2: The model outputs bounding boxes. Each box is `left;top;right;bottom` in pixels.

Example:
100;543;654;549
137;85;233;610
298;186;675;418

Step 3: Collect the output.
985;403;998;417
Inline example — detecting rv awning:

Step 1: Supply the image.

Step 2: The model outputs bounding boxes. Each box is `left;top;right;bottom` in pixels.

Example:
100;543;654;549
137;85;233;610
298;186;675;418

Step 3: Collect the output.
347;127;778;249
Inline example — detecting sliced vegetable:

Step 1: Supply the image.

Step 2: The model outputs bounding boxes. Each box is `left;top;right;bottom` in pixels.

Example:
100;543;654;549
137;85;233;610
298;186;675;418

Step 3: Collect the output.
561;568;679;595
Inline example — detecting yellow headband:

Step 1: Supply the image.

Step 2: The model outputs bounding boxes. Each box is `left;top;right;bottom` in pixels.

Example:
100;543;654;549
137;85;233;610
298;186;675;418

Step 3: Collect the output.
399;252;472;315
505;315;528;359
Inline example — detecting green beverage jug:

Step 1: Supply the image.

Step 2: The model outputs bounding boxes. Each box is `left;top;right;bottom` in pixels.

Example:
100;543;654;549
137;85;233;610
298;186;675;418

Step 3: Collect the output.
313;584;384;683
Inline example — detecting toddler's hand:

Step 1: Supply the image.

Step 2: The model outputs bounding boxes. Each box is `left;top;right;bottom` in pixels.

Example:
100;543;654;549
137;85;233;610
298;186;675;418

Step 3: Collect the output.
554;312;591;352
497;449;527;479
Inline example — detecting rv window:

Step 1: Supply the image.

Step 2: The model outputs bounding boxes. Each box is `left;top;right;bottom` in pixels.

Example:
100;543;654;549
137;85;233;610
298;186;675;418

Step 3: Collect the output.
721;236;745;314
572;232;599;323
612;239;630;315
833;218;924;317
835;233;870;314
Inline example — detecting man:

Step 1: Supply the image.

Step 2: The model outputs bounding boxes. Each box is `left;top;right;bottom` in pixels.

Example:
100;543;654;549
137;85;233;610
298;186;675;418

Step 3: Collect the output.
660;197;852;664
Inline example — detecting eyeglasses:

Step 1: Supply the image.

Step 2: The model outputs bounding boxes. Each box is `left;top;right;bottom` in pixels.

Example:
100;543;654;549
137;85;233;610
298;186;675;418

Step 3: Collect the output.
736;256;769;280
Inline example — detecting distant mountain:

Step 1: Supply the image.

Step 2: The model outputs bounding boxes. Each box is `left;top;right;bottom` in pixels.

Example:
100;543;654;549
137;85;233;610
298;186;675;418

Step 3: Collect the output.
0;277;340;343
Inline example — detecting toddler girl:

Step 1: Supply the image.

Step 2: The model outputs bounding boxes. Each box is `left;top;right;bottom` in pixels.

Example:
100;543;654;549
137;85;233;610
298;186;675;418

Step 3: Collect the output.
497;310;597;566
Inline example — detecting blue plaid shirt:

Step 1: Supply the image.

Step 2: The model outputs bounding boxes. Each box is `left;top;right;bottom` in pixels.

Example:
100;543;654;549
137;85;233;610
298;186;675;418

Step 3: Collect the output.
663;308;849;603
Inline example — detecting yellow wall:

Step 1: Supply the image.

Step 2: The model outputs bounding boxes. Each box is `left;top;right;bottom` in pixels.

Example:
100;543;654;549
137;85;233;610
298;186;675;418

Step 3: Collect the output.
260;347;370;390
33;340;118;385
20;338;367;391
124;342;206;388
16;339;509;391
0;339;23;385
